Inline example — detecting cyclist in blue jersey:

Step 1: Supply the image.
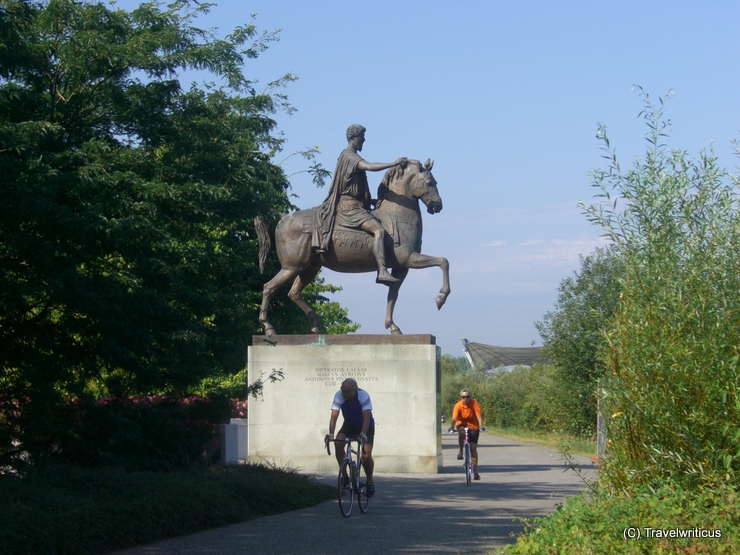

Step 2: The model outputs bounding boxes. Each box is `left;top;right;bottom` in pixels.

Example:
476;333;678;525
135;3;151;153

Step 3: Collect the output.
328;378;376;497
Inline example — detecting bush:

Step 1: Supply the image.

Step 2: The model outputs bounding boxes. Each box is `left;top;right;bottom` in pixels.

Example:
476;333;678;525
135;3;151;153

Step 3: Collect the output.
2;394;234;472
481;365;563;433
1;361;281;472
584;89;740;490
441;360;590;436
501;481;740;554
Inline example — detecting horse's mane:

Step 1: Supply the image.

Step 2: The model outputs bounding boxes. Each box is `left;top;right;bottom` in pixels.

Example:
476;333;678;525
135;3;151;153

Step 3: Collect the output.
377;160;422;204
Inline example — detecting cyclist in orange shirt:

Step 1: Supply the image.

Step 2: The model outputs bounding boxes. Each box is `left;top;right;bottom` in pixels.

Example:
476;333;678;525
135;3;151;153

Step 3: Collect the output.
451;388;483;480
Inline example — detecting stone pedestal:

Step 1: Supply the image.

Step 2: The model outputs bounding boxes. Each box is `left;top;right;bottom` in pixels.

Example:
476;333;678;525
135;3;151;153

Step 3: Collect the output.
247;334;442;473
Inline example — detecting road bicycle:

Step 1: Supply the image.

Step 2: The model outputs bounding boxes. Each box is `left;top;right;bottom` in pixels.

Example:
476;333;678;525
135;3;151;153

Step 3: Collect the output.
448;425;483;485
324;434;369;517
461;426;473;485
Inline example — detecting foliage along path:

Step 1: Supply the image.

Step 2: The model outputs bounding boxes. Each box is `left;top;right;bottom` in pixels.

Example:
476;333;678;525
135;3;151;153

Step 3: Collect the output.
112;429;596;555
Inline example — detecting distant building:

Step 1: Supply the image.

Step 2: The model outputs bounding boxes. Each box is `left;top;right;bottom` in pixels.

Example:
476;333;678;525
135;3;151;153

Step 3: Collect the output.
461;338;543;372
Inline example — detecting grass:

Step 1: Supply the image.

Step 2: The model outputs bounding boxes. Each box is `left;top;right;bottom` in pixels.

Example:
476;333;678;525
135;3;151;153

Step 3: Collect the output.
0;462;335;555
487;426;596;458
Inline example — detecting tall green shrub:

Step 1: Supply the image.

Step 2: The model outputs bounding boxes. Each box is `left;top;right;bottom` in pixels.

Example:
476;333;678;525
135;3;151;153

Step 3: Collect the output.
584;88;740;490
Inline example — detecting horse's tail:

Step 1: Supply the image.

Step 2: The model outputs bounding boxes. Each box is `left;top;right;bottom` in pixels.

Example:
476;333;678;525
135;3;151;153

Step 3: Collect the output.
254;215;271;274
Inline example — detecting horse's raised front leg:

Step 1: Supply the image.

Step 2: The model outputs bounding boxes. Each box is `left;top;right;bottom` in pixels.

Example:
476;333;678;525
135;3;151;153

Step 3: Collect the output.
288;262;322;334
385;268;409;334
405;252;451;309
260;268;300;336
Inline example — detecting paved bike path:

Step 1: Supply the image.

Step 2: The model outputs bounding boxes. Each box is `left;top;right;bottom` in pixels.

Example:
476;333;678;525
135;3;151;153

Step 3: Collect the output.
112;430;596;555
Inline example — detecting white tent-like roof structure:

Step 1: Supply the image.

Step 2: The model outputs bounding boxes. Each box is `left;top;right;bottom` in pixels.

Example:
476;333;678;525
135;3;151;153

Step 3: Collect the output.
461;338;543;371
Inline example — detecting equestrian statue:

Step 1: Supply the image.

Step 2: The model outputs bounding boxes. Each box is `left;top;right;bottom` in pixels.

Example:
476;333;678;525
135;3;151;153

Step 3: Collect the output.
257;124;450;335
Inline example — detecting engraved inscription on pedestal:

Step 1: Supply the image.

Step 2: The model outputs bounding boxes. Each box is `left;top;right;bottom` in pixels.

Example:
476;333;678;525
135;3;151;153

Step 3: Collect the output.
307;367;378;387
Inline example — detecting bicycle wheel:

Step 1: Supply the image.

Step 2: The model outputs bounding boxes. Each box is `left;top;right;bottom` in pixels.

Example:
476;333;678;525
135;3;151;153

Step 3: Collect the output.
356;458;369;513
464;443;472;486
338;459;354;517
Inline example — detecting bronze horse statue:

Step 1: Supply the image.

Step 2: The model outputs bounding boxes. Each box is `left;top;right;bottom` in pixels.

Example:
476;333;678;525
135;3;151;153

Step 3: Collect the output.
258;159;450;335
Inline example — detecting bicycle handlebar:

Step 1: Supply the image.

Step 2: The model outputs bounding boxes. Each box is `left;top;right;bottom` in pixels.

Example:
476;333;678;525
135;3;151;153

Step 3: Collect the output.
447;425;486;433
324;434;365;456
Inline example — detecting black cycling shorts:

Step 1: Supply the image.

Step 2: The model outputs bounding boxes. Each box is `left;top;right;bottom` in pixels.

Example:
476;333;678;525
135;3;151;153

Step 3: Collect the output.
457;426;480;444
338;422;375;446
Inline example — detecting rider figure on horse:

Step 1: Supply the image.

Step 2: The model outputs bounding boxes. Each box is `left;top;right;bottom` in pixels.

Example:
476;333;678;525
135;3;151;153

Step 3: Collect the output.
312;124;407;285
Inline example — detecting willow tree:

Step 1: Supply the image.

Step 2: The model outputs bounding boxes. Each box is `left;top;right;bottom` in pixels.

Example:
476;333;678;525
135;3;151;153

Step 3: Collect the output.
585;88;740;489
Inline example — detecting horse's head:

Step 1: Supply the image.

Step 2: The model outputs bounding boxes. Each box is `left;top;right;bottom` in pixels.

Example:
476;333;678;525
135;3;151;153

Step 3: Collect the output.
378;158;442;214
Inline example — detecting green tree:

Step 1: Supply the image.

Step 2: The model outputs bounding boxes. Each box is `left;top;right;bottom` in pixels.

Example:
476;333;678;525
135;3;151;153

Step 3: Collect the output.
584;88;740;490
266;274;360;336
440;354;471;419
307;278;360;335
0;0;353;466
535;246;623;435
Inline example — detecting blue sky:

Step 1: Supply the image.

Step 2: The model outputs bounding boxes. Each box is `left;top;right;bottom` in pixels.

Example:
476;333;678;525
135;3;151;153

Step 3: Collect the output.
116;0;740;356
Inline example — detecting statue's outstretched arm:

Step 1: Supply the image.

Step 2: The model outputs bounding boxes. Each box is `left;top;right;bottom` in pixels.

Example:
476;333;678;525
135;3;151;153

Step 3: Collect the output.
358;157;407;172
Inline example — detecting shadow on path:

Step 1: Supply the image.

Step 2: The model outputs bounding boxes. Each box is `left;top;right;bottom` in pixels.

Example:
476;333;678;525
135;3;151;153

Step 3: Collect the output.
112;432;596;555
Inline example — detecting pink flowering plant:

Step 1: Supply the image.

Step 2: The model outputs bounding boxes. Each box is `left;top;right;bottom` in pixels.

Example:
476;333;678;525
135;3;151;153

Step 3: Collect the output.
229;398;248;419
0;365;278;471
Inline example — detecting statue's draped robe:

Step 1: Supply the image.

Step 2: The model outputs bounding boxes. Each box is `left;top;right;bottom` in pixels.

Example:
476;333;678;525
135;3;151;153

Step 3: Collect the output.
312;148;375;252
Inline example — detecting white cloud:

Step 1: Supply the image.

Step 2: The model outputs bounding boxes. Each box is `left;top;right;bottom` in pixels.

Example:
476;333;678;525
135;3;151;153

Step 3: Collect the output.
480;240;506;247
519;239;545;246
